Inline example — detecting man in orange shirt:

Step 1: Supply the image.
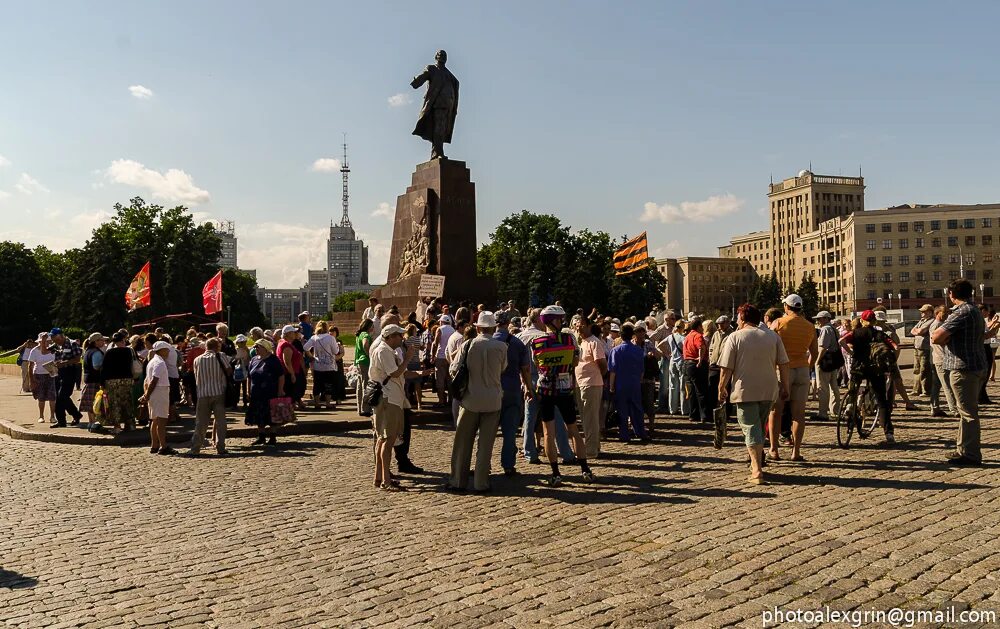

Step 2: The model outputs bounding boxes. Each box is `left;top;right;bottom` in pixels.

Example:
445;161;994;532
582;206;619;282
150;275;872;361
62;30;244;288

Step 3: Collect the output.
768;294;818;462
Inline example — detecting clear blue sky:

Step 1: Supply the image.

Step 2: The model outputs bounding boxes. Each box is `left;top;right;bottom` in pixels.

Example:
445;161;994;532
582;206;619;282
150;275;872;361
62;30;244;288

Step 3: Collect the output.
2;1;999;287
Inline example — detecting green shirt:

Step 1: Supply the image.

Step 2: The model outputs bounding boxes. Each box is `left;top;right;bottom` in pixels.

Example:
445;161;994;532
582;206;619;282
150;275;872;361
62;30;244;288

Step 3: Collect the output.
355;332;371;366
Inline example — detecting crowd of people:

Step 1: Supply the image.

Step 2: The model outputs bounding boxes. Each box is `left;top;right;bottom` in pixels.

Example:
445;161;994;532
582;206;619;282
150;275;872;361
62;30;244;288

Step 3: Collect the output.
12;279;997;488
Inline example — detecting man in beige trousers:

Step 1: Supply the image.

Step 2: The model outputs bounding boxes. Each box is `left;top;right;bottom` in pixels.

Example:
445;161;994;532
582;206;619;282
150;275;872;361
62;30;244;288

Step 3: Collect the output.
446;311;508;492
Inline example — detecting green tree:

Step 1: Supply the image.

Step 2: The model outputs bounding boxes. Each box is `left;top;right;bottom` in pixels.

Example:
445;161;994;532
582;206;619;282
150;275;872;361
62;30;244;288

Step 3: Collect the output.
222;269;268;333
796;273;821;319
330;290;371;314
0;242;54;348
748;271;782;312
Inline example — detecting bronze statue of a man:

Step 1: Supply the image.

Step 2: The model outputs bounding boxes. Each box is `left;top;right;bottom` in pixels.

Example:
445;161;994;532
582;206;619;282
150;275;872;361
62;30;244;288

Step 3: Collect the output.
411;50;459;160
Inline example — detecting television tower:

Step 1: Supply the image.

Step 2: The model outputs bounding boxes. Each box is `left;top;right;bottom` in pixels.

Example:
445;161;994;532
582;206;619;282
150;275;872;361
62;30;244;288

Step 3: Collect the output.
339;136;351;228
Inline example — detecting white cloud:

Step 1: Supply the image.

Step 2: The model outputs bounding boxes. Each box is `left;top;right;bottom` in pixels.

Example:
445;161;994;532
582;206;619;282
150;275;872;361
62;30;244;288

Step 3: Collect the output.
387;93;412;108
640;193;744;224
104;159;210;204
128;85;154;99
371;202;393;219
356;231;391;285
15;173;49;195
0;190;9;200
310;158;342;173
0;154;10;168
651;240;683;258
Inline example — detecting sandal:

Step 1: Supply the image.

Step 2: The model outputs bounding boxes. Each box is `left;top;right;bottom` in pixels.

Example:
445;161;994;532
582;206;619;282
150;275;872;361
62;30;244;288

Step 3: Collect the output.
747;475;766;485
380;483;405;492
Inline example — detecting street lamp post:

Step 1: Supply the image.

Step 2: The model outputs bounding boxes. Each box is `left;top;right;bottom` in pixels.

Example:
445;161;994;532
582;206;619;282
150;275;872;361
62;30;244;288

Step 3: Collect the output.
896;293;901;312
719;290;735;319
927;230;965;278
980;283;986;304
886;293;893;310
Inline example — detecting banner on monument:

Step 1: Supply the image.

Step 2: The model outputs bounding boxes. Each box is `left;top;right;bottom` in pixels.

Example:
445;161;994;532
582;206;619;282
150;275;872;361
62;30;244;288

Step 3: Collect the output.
613;232;650;276
418;274;446;298
125;261;152;311
202;270;223;315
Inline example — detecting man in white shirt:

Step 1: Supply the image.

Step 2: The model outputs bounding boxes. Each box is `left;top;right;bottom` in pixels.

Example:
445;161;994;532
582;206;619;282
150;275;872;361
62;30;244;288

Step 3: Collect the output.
139;341;175;456
369;325;416;491
446;312;508;492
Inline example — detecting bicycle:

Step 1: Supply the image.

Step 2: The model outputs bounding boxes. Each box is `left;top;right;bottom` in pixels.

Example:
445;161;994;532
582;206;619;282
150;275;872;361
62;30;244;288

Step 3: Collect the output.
836;377;881;448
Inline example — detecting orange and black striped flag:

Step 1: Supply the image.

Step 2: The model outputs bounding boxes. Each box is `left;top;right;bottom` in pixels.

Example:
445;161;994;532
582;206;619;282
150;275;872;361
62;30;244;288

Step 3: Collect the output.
613;232;650;275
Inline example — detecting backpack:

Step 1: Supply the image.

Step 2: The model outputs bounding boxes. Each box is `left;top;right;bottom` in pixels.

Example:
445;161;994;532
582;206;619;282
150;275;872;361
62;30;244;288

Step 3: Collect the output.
869;330;896;372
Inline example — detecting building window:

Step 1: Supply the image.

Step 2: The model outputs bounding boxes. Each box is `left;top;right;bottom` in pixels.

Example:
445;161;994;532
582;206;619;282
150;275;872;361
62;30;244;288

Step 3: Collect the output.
985;253;994;263
867;290;877;300
865;273;876;283
931;238;941;248
964;218;975;229
916;289;926;298
882;240;892;249
915;238;924;248
965;236;976;246
930;220;941;231
932;255;942;265
949;254;960;264
865;224;876;233
882;256;892;266
916;271;926;282
967;270;977;280
947;219;959;229
984;235;993;246
986;270;995;280
948;237;958;247
866;240;876;250
983;218;993;228
882;273;892;282
899;272;910;282
933;271;942;281
915;255;925;265
899;239;909;249
914;221;925;232
866;257;876;267
898;222;908;232
899;256;909;265
950;270;960;280
900;288;911;299
881;223;892;233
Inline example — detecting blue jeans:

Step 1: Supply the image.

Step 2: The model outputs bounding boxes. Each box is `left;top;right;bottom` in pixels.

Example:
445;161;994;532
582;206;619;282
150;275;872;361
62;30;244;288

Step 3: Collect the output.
669;360;689;415
499;389;522;470
657;358;671;410
523;394;574;461
616;385;646;440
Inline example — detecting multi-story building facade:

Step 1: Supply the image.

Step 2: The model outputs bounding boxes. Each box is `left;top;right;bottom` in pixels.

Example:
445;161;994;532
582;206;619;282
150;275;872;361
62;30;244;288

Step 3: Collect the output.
767;170;865;290
718;230;772;277
215;221;238;269
656;256;754;317
256;287;308;327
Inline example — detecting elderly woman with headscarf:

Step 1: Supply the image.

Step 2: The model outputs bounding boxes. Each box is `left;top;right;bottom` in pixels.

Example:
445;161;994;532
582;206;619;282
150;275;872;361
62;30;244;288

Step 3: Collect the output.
79;333;107;429
246;339;285;446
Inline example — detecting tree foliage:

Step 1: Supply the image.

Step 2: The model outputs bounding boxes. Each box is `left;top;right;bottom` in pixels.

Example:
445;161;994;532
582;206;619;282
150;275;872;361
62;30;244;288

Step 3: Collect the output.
331;290;371;314
0;242;54;348
795;273;822;319
222;269;269;333
477;211;666;316
747;271;783;312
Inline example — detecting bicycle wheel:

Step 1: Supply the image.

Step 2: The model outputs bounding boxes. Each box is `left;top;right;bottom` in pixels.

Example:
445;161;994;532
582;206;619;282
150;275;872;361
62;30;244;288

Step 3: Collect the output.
837;402;856;448
857;387;877;439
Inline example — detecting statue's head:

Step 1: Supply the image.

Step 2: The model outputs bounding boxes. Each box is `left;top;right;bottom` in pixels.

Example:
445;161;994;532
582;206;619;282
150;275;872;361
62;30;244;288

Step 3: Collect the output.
435;50;447;65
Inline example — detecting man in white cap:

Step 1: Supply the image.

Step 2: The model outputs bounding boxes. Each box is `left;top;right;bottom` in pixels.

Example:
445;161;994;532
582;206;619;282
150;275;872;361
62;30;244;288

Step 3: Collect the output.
910;304;936;397
708;315;732;413
369;324;417;491
768;294;818;462
139;341;176;455
445;311;508;492
812;310;843;422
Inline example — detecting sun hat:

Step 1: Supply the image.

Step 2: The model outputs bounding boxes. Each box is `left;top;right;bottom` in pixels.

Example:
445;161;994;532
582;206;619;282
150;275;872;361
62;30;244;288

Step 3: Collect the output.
919;304;934;313
540;305;566;317
381;324;405;338
88;332;103;344
152;340;172;352
281;324;299;335
235;334;248;343
610;323;621;333
476;311;498;327
254;339;274;353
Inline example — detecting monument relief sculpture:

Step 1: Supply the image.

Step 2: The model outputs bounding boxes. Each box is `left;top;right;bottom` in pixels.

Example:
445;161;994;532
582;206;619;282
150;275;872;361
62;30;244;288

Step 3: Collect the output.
411;50;459;160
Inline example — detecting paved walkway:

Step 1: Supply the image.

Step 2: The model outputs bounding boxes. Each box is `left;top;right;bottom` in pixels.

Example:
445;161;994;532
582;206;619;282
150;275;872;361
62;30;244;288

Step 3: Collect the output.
2;376;999;626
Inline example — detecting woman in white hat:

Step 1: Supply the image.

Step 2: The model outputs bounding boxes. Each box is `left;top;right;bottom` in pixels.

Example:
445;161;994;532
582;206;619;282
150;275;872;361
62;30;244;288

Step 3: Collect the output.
138;341;175;455
26;332;57;424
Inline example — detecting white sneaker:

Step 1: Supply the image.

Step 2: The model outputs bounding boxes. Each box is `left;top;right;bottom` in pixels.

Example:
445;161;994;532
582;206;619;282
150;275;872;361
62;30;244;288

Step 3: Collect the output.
37;417;45;423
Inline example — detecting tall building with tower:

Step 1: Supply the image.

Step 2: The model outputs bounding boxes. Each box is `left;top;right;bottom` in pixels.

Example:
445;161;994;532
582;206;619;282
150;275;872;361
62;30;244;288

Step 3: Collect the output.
215;221;238;269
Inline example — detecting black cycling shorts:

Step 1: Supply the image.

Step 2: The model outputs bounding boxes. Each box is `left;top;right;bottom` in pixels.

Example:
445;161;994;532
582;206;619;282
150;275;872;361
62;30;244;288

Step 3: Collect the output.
538;394;578;425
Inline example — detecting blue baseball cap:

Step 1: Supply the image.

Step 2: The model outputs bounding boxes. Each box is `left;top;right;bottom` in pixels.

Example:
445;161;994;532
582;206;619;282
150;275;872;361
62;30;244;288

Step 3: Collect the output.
49;327;63;336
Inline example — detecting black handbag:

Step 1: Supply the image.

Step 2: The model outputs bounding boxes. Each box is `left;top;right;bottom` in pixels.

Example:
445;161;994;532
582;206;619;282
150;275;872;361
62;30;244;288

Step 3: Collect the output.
448;340;472;401
363;376;391;408
215;353;240;407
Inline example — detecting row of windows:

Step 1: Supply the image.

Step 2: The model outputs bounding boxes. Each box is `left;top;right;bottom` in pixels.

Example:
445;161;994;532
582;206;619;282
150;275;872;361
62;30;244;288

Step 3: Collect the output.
863;269;993;283
864;236;993;250
866;253;993;267
864;218;994;233
772;193;858;207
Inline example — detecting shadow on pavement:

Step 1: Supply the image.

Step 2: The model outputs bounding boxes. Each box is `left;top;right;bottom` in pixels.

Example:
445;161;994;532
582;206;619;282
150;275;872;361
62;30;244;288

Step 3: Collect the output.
0;568;38;589
763;471;990;491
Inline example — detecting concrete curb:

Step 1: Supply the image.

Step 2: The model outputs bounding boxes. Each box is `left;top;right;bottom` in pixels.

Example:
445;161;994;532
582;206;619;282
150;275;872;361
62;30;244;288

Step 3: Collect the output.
0;410;453;447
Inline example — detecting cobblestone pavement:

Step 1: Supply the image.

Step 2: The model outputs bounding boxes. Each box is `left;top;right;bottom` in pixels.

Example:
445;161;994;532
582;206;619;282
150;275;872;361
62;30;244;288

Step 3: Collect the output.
2;388;1000;627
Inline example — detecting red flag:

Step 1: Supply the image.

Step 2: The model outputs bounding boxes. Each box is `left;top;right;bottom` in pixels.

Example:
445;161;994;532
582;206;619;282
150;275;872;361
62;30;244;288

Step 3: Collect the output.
202;270;223;315
125;262;152;311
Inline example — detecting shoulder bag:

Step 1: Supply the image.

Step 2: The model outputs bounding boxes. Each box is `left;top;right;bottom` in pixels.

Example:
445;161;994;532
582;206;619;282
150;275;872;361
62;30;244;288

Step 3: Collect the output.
448;340;472;401
131;349;144;379
214;352;239;407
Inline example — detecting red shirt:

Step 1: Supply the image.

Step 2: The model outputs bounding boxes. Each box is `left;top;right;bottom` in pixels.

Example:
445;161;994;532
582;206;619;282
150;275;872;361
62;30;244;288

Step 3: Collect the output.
276;339;303;374
682;331;706;362
184;346;206;371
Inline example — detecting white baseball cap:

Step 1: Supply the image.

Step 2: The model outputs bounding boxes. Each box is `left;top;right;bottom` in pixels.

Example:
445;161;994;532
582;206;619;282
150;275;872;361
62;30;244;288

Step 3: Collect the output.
715;315;730;324
476;311;498;327
281;324;299;335
816;311;833;320
235;334;248;343
381;324;405;338
783;294;803;308
610;323;621;332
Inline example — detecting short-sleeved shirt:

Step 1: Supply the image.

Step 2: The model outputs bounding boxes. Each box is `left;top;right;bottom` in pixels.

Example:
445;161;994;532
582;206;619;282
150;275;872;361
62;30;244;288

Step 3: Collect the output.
52;340;82;370
929;319;947;366
369;341;406;408
941;302;987;372
773;314;815;369
145;354;169;388
304;333;340;372
164;344;180;379
575;334;606;388
718;327;789;403
493;330;530;394
682;331;705;362
27;347;56;375
817;324;839;353
530;332;578;396
355;332;371;367
911;317;933;351
276;339;303;374
607;342;644;389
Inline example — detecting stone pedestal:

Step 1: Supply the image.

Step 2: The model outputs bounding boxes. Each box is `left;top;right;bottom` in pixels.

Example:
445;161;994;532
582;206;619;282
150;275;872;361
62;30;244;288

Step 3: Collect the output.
373;159;495;310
